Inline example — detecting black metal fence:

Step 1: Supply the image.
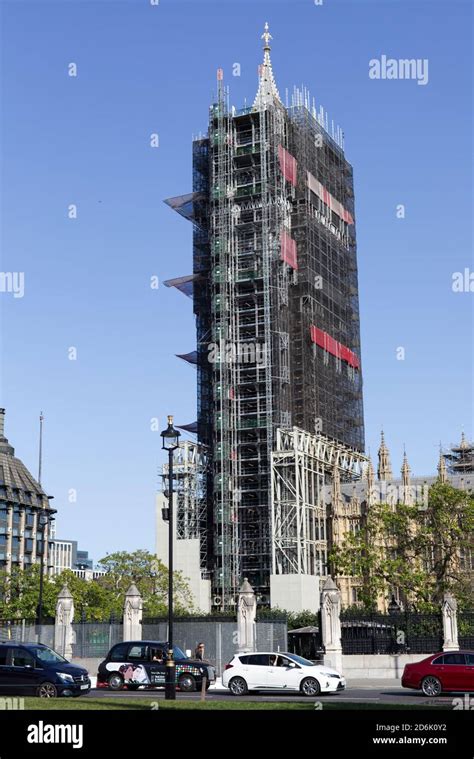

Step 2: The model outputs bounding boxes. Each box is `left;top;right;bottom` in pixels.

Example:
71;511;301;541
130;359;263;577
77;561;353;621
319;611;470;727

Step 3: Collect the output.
459;611;474;649
287;628;324;661
340;610;443;655
142;617;288;676
0;618;55;648
71;621;123;659
0;616;288;672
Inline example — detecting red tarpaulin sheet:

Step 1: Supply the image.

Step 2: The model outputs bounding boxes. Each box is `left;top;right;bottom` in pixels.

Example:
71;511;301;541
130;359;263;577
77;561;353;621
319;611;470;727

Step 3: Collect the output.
278;145;298;187
280;229;298;269
306;171;354;225
310;325;360;369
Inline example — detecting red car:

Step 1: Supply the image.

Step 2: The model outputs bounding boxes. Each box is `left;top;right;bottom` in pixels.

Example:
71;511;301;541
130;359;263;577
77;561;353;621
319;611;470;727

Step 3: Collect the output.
402;651;474;696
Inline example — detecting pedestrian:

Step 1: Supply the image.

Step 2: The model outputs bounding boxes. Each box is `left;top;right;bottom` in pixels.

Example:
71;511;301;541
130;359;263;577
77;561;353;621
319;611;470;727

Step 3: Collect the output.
194;642;205;661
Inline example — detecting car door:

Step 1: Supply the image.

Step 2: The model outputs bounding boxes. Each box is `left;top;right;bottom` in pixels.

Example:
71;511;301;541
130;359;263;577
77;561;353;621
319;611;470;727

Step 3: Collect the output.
463;653;474;692
125;643;151;685
240;654;271;688
430;654;447;687
148;645;166;687
265;655;301;690
7;648;38;694
0;647;11;694
438;653;466;690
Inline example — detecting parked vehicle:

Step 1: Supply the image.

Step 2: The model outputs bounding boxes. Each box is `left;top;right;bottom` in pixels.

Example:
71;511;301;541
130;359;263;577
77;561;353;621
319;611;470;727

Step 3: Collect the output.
222;652;345;696
402;651;474;696
97;640;216;692
0;642;90;698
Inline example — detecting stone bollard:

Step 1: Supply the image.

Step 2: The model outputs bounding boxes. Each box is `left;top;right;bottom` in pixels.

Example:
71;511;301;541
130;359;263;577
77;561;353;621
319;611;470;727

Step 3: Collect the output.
320;576;343;675
123;583;143;641
54;584;75;660
442;592;459;651
237;578;257;653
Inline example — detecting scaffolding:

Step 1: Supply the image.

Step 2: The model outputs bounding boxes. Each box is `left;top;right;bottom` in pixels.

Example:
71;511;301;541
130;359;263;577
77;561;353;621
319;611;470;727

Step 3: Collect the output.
286;101;364;448
166;25;366;607
271;428;367;577
444;434;474;475
161;440;208;572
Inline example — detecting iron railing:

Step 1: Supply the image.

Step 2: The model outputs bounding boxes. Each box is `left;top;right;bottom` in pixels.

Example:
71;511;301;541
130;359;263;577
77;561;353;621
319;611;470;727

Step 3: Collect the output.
459;611;474;649
340;610;443;655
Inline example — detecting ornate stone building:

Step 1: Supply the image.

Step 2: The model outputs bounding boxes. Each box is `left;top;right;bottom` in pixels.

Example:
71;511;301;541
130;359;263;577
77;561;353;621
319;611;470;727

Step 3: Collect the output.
328;431;474;610
0;409;56;575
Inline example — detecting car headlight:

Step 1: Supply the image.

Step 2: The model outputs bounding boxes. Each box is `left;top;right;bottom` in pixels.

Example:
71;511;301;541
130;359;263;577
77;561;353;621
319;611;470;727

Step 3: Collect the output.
321;672;340;678
56;672;74;683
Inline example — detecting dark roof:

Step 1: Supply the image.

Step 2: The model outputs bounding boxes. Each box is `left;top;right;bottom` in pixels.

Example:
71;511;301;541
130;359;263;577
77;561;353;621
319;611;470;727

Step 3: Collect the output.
0;409;53;508
0;641;48;647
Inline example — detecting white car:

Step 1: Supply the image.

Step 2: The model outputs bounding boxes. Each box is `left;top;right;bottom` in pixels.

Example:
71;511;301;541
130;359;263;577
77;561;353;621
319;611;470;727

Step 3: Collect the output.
222;652;345;696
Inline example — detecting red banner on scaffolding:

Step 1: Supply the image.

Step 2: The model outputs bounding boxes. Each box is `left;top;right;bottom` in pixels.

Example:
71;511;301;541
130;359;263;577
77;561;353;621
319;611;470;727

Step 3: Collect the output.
278;145;298;187
310;325;360;369
280;229;298;269
307;171;354;225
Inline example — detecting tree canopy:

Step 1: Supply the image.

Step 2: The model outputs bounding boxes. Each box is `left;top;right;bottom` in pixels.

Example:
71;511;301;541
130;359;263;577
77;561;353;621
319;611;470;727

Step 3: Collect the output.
329;482;474;610
0;550;195;621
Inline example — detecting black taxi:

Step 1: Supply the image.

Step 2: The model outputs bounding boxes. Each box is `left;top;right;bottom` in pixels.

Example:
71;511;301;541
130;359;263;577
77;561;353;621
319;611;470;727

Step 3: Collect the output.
97;640;216;692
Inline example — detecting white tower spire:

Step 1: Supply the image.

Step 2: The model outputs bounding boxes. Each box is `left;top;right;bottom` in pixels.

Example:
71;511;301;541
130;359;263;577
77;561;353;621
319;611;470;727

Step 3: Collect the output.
253;22;282;109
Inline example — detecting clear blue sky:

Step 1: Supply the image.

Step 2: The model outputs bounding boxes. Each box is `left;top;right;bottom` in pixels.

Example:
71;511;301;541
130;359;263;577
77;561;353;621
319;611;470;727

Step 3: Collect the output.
1;0;472;563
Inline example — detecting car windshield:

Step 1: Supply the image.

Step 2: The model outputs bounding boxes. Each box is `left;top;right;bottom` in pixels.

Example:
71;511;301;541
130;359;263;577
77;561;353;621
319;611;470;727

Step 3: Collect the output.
30;646;68;664
150;644;187;660
284;653;315;667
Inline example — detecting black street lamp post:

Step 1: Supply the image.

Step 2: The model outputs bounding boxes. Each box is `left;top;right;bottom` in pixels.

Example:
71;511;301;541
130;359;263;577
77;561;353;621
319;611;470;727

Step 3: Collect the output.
161;415;180;700
37;511;53;642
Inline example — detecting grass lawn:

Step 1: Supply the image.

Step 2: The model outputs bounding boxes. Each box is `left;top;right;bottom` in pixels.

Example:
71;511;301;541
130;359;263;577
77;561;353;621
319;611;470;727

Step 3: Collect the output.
23;698;451;711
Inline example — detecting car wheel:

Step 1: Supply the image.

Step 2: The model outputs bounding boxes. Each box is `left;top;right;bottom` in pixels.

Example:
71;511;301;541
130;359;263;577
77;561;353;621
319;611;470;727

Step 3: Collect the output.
108;673;124;691
300;677;321;697
228;676;248;696
37;682;58;698
178;674;196;692
421;676;442;697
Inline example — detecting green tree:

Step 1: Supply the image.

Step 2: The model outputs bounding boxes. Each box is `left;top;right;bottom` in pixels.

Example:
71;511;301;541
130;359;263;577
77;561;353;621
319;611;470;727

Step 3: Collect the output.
0;565;109;621
330;482;474;610
96;549;195;617
0;550;195;621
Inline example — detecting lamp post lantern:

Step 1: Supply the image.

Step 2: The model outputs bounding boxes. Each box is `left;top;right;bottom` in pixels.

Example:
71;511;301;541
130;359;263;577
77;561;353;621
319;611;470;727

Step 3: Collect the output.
161;415;181;700
388;594;401;615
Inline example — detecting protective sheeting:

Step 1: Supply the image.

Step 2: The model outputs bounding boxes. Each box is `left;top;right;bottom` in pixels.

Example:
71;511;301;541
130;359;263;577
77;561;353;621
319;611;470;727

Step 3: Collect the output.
306;171;354;225
176;351;198;366
310;325;360;369
278;145;297;187
280;229;298;269
163;191;207;225
177;422;198;434
163;274;196;299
